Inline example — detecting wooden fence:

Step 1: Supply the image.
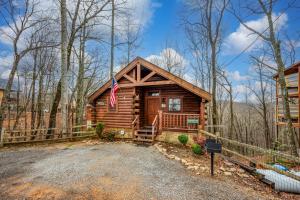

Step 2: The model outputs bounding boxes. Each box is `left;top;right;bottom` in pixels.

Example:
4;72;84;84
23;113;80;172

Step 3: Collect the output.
199;130;300;182
0;124;97;145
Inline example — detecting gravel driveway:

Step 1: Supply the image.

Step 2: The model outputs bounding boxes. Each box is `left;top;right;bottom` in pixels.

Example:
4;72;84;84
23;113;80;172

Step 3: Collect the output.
0;142;267;200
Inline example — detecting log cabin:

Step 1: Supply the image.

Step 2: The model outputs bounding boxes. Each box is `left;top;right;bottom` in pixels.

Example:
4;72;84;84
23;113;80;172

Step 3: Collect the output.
273;61;300;145
86;57;211;143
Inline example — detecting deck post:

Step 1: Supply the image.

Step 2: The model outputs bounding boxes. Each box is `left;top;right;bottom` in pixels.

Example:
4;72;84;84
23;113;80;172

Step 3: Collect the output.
158;110;163;133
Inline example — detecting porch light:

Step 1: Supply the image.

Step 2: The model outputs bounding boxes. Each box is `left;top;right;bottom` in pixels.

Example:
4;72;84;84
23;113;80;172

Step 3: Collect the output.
161;98;166;108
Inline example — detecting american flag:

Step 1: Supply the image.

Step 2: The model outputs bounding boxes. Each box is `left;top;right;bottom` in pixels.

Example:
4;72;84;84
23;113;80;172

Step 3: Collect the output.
110;77;119;107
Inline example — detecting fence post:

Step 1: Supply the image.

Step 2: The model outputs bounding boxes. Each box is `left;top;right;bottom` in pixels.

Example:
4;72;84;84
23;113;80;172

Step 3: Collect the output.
0;128;5;147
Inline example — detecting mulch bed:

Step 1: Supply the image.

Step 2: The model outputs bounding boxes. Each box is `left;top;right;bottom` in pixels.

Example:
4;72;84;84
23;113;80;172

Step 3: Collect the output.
155;142;300;200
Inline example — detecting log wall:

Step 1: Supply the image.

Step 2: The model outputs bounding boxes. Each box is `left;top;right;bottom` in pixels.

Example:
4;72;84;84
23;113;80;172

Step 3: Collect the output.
94;87;134;128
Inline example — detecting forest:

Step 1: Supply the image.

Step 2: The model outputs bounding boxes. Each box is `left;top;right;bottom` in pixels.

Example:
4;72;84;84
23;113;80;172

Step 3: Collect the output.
0;0;299;156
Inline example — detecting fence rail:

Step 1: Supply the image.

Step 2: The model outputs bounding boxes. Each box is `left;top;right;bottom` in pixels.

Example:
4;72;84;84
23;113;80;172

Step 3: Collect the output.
1;124;97;144
199;130;300;182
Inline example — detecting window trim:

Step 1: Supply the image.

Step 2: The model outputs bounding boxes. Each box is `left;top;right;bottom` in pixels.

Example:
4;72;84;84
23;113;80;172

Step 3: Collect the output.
167;97;182;112
107;96;118;112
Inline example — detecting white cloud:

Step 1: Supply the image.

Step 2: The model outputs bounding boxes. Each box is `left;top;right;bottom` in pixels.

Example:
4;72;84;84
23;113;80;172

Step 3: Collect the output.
0;54;13;68
146;48;189;77
1;69;11;79
227;70;249;81
234;84;248;94
224;13;288;54
0;0;159;48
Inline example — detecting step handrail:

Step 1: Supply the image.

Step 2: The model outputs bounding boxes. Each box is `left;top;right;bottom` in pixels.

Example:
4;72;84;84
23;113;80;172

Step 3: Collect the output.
151;115;158;140
132;115;139;136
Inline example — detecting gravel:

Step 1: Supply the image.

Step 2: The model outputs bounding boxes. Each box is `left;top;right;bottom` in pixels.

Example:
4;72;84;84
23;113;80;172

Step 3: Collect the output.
0;142;267;200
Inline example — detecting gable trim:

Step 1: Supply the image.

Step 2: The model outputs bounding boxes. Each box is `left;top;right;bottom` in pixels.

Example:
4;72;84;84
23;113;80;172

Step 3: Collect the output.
88;57;211;103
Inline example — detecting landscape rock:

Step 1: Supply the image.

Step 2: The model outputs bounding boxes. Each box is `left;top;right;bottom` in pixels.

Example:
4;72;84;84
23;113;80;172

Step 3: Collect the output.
181;159;187;165
174;156;181;161
220;167;226;171
224;161;234;167
224;172;232;176
227;167;236;172
200;167;209;171
237;173;249;178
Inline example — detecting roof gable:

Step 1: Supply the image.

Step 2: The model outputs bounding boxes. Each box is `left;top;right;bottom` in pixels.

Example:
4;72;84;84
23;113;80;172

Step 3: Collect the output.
88;57;211;102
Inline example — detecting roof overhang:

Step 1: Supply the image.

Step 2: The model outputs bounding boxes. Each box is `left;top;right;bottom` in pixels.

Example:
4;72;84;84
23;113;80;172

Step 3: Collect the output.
88;57;211;103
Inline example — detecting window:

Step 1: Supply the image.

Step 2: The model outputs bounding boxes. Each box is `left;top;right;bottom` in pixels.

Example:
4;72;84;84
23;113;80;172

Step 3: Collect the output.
168;98;181;112
148;91;160;96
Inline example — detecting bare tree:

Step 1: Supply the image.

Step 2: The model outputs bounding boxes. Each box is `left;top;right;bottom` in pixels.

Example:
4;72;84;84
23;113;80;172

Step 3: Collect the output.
0;0;54;135
47;0;110;135
147;40;186;77
183;0;229;133
232;0;299;155
60;0;68;134
118;8;142;67
249;56;273;148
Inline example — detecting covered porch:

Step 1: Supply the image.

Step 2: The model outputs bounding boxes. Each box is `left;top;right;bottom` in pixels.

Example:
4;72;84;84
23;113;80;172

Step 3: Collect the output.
131;85;206;142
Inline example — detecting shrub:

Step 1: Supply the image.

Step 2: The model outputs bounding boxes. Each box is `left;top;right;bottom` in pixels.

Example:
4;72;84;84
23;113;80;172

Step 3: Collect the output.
95;122;105;139
178;134;188;145
192;144;203;155
193;135;206;148
106;132;115;141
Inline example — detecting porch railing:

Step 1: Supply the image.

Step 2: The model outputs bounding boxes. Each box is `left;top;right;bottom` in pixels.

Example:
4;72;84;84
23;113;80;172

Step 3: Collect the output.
132;115;139;135
152;114;158;140
161;112;200;131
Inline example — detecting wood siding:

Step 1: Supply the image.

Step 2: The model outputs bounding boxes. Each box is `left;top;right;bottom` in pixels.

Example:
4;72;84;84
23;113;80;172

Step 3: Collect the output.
94;87;134;128
91;84;202;129
143;85;201;114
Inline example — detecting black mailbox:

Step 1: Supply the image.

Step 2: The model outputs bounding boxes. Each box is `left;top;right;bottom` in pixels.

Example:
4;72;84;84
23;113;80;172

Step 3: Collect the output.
205;139;222;176
206;141;222;153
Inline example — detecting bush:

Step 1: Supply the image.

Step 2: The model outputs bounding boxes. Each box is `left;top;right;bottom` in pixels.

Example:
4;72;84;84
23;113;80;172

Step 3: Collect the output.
95;123;105;139
106;132;115;141
192;144;203;155
178;134;188;145
193;135;206;148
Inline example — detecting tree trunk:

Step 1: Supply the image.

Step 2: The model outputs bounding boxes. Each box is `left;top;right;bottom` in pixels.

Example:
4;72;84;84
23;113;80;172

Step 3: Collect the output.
110;0;115;78
36;69;44;128
211;44;218;133
0;54;20;134
60;0;68;135
31;51;37;130
75;27;86;125
47;80;61;137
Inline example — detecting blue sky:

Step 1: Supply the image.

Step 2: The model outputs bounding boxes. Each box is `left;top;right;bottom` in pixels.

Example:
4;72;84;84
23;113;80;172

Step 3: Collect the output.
132;0;300;97
0;0;300;99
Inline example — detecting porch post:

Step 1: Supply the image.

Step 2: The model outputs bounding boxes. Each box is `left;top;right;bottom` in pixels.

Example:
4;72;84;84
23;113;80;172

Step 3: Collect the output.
200;99;205;130
158;110;163;133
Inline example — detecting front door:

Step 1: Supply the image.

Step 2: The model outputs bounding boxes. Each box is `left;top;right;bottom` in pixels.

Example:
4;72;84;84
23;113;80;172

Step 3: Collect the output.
145;97;160;125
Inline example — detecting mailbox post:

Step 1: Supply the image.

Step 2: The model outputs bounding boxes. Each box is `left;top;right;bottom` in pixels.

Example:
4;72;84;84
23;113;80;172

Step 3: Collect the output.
205;139;222;176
